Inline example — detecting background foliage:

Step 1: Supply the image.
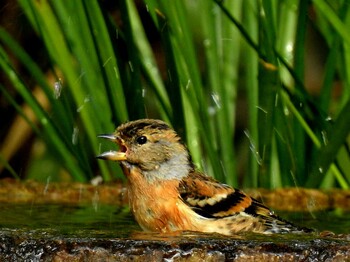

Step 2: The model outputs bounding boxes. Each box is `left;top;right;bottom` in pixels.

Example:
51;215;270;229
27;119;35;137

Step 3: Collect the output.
1;0;350;189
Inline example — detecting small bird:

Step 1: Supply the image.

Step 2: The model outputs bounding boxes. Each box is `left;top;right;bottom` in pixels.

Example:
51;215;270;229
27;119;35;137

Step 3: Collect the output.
97;119;311;235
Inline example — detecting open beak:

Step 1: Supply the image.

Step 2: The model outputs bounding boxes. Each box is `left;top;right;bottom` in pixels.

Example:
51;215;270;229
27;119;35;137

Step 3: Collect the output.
96;134;127;161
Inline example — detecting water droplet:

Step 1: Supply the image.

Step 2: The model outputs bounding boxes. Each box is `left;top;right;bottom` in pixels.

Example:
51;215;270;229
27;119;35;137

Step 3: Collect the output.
92;190;99;212
77;95;91;112
244;130;262;165
274;93;279;107
91;176;103;186
191;140;198;148
54;79;62;99
286;42;294;53
325;116;332;122
142;88;146;98
284;107;289;116
307;198;317;217
219;160;227;179
221;38;234;42
299;102;303;108
318;167;323;173
185;79;191;90
289;170;298;187
113;66;119;79
43;176;51;195
203;39;211;47
41;117;48;125
208;106;216;116
77;105;84;112
256;106;267;114
167;70;172;82
103;56;112;67
211;92;221;109
321;130;328;145
128;61;134;72
72;126;79;145
145;60;151;68
84;96;90;103
260;8;266;17
79;184;83;202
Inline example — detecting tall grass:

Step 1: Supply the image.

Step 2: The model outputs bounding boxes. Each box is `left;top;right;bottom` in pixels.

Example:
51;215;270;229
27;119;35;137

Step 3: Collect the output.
0;0;349;189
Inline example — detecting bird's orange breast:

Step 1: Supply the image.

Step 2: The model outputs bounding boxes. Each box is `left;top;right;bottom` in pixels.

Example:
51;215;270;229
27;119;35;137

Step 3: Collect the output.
125;165;193;232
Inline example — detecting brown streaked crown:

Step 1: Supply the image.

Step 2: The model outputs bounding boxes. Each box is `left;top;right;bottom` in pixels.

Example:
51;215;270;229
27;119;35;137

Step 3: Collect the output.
114;119;194;180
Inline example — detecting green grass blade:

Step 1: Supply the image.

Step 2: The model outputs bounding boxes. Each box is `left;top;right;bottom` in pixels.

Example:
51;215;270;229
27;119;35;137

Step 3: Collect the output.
0;46;86;181
242;0;259;187
313;0;350;45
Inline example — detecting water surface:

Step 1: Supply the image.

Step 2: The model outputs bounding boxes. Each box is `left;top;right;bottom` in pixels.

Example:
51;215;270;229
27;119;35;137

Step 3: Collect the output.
0;203;349;238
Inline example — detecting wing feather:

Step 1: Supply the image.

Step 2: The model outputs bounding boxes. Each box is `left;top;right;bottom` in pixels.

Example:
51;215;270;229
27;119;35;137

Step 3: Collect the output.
178;172;265;218
178;171;312;233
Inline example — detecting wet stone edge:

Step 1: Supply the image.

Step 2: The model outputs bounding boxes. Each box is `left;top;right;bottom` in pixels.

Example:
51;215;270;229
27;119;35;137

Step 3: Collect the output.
1;232;350;261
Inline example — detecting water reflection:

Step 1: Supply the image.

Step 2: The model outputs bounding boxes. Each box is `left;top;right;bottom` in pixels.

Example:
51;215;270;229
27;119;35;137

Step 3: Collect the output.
0;203;139;238
0;203;349;238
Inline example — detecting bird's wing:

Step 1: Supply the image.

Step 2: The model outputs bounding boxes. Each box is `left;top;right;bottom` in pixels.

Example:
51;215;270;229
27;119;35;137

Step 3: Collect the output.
178;171;309;233
178;171;272;218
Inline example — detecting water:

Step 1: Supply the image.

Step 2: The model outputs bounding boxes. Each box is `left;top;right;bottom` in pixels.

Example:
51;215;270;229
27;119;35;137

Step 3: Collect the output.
0;203;349;237
280;209;350;234
0;203;140;238
1;204;349;261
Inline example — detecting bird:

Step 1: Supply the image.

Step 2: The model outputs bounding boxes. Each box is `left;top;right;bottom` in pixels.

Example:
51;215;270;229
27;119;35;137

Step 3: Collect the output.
97;119;311;235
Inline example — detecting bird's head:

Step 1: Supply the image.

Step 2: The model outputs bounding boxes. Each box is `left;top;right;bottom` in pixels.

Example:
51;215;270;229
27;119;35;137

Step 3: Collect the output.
97;119;193;181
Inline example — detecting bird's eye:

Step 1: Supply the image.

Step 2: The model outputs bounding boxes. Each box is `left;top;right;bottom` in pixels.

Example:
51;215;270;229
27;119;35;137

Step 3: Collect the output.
136;135;147;145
